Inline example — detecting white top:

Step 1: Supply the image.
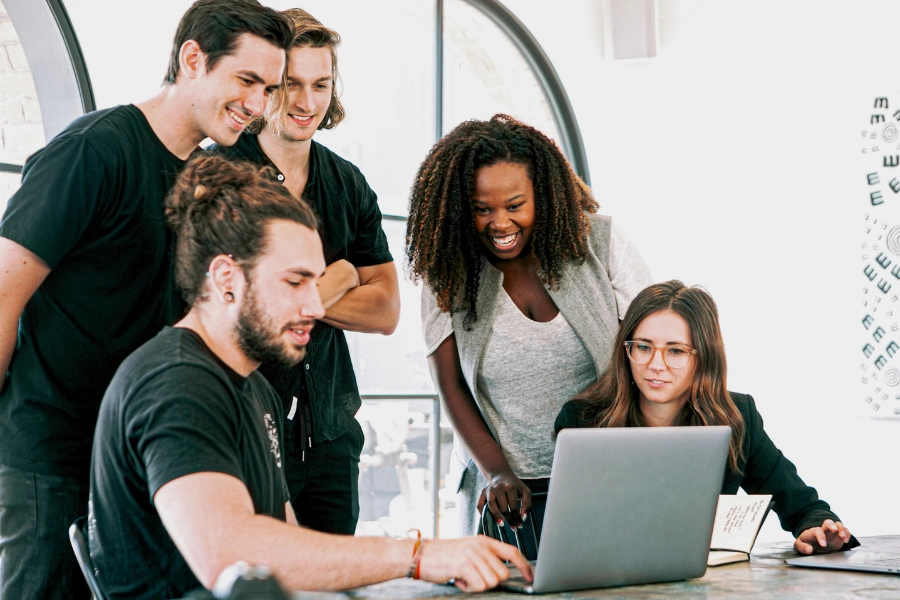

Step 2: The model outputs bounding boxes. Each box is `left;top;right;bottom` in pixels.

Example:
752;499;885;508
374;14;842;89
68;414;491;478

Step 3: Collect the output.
475;288;597;478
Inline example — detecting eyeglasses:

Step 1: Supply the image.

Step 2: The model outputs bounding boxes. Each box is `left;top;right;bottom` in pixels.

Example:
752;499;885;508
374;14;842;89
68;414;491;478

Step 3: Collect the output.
624;341;697;369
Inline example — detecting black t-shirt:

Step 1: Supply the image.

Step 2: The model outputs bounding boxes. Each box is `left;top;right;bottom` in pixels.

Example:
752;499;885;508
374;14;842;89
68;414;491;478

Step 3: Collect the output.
211;135;393;442
0;105;186;478
89;327;290;600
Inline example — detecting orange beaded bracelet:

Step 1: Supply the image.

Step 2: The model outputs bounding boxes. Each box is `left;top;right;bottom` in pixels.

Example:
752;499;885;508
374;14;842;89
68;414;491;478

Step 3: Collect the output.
407;529;424;579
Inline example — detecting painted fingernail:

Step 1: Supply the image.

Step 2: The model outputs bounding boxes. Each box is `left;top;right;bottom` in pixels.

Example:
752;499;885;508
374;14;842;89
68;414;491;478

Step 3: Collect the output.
522;513;528;522
497;518;504;526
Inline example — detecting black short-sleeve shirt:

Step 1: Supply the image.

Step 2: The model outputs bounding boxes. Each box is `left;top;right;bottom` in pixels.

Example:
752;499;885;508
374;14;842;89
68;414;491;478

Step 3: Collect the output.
0;105;185;477
211;135;393;441
89;327;290;600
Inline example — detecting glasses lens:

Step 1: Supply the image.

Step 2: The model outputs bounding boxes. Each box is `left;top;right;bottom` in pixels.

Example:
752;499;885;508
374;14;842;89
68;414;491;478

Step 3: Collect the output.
664;347;690;369
627;341;654;364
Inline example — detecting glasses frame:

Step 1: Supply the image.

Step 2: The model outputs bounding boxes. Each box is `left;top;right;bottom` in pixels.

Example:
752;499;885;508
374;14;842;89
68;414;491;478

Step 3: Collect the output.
624;341;697;369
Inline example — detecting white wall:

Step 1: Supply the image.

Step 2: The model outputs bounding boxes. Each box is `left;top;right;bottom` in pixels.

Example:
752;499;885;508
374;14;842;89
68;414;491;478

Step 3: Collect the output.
59;0;899;541
502;0;900;541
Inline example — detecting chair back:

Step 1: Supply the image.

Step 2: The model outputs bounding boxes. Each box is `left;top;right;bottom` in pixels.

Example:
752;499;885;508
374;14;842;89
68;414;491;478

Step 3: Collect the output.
69;516;106;600
480;491;547;561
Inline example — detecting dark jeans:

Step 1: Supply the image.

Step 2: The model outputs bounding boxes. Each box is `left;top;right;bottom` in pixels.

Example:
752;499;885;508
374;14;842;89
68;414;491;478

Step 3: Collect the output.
284;419;365;535
0;463;90;600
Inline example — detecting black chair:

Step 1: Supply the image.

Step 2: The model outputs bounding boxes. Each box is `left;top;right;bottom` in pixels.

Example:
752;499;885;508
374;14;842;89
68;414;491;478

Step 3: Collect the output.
480;491;547;561
68;516;106;600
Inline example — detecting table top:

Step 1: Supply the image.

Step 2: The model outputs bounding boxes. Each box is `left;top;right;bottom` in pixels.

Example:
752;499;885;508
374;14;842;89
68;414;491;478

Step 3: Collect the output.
341;535;900;599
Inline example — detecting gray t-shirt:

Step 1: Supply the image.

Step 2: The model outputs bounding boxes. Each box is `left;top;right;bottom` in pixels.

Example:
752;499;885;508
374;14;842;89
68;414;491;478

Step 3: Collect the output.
476;289;597;478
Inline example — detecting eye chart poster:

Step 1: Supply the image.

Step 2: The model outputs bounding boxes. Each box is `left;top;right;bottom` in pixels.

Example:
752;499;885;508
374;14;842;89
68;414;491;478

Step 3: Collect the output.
862;95;900;419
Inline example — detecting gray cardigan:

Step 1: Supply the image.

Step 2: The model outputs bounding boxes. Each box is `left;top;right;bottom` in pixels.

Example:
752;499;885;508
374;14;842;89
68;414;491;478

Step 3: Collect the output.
422;214;652;535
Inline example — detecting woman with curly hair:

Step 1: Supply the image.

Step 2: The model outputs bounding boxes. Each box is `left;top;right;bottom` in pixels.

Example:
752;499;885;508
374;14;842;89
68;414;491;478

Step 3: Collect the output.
406;114;652;538
555;281;858;555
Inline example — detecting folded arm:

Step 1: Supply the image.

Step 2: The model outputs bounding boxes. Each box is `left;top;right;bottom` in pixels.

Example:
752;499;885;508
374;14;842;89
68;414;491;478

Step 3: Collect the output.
0;237;50;387
316;260;399;334
154;471;531;592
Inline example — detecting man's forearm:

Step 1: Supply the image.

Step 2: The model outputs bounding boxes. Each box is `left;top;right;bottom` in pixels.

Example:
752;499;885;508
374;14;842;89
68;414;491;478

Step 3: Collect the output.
0;237;51;388
319;283;400;333
319;262;400;334
197;514;412;591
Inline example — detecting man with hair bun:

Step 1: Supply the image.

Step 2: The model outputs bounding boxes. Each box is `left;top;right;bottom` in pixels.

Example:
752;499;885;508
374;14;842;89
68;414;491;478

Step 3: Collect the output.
212;8;400;536
0;1;291;597
89;155;532;599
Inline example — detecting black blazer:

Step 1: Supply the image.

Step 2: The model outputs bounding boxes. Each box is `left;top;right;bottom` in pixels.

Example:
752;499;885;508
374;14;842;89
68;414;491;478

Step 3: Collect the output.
555;392;859;547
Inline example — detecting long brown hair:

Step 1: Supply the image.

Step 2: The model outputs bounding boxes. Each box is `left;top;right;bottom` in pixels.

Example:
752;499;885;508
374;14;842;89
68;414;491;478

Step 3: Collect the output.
405;114;597;329
575;280;746;473
254;8;345;135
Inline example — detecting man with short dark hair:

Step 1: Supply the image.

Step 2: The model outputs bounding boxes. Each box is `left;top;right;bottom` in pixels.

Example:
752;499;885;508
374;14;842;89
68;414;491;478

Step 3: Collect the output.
89;155;531;599
0;2;292;597
213;7;401;536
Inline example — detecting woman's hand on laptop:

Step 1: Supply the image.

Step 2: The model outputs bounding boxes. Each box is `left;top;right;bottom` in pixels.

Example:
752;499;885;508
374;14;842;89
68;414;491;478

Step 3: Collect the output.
417;536;534;592
794;519;852;554
478;471;531;529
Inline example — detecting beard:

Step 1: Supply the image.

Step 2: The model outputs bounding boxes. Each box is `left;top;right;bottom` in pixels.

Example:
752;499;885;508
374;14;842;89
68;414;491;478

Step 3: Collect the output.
236;284;309;368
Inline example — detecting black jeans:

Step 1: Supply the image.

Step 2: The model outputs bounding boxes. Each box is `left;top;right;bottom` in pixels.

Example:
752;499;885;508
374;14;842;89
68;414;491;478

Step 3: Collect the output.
0;463;90;600
284;419;365;535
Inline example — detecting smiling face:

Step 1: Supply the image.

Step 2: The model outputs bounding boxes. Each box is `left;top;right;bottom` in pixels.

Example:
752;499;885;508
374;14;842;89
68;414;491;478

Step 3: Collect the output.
629;309;697;425
235;219;326;367
192;33;286;146
275;45;334;143
472;161;536;262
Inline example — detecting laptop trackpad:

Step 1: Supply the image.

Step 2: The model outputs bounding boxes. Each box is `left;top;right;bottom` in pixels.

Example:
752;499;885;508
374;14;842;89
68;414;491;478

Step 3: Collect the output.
498;562;538;594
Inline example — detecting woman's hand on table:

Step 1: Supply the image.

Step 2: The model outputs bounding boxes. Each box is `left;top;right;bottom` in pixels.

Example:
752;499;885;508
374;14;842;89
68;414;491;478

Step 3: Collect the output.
794;520;852;554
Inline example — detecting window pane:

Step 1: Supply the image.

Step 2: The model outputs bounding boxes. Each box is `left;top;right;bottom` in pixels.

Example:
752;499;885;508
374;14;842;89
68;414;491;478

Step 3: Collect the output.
0;170;20;216
347;219;433;392
0;0;45;166
267;0;436;218
443;0;561;145
356;397;454;538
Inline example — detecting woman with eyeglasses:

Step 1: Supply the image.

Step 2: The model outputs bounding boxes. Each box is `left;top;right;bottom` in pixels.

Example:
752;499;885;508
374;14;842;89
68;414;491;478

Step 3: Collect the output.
406;115;652;538
555;280;858;555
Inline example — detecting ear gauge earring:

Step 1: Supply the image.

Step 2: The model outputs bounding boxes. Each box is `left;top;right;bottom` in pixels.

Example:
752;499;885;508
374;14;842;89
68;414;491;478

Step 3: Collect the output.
224;291;235;303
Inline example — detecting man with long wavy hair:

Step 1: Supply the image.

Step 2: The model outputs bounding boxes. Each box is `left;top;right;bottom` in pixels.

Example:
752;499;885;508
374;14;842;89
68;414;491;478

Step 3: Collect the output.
212;8;400;536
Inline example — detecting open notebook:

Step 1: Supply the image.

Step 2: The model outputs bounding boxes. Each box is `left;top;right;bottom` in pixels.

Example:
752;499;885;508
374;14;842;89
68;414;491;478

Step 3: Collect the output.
708;494;774;566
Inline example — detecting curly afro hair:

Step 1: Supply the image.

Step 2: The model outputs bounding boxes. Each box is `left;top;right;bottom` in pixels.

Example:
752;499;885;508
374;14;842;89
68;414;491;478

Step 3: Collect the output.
405;114;598;328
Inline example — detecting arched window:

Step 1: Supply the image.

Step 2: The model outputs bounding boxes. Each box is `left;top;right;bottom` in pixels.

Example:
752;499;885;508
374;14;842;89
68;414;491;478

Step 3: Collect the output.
0;0;93;213
6;0;586;538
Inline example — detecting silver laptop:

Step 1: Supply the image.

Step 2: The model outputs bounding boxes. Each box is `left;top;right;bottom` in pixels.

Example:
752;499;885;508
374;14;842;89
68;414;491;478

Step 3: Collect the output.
786;549;900;575
499;426;731;594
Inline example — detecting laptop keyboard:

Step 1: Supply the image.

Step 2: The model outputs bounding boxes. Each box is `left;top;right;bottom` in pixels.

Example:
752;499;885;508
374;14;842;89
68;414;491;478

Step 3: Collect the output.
506;561;538;583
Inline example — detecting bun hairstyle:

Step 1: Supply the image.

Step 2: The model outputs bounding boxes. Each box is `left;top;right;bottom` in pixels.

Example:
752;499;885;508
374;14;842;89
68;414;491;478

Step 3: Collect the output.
165;154;318;305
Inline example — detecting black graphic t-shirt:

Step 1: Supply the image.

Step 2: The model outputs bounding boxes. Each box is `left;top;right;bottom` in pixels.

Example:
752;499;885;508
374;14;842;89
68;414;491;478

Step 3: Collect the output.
89;327;289;600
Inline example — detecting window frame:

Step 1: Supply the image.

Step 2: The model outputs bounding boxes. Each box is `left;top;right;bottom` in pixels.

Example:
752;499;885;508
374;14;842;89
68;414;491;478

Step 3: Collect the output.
437;0;591;186
1;0;95;175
